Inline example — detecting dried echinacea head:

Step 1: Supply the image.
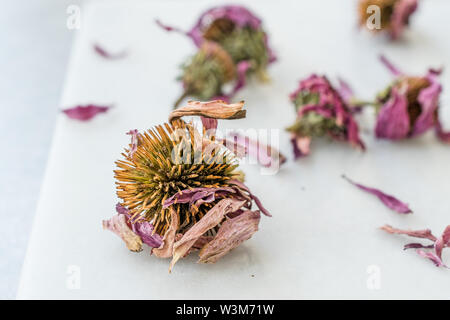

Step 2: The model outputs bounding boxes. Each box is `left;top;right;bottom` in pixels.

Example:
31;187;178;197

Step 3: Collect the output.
373;55;449;142
103;100;272;271
358;0;418;40
286;74;365;158
157;5;276;107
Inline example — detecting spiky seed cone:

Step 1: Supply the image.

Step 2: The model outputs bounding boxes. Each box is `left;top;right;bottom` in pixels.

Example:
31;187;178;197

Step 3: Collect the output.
114;120;240;236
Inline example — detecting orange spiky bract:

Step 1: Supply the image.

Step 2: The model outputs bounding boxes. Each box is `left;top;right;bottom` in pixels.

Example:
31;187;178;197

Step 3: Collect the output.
114;120;240;236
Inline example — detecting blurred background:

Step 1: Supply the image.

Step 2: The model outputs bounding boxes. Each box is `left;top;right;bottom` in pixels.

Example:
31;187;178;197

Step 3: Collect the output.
0;0;78;299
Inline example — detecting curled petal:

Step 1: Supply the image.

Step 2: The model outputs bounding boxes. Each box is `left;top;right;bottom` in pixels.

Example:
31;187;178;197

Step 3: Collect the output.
152;208;179;258
231;60;252;96
412;73;442;136
169;100;246;123
291;135;311;159
62;104;110;121
390;0;418;40
343;176;412;214
380;225;437;241
227;132;286;168
126;129;139;158
163;187;236;209
375;85;410;140
198;210;261;263
404;243;434;250
228;179;272;217
416;249;448;268
337;77;354;106
434;226;450;260
93;43;127;59
102;214;143;252
169;198;247;271
379;55;403;76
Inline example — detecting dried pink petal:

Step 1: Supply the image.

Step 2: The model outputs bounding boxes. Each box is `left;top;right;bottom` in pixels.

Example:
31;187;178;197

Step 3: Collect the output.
93;43;127;59
290;135;311;159
126;129;139;158
380;225;436;241
198;210;261;263
169;100;246;123
169;198;246;271
415;249;448;268
434;226;450;261
337;78;354;106
231;60;252;96
228;179;272;217
163;187;236;210
62;104;110;121
375;85;410;140
390;0;418;40
227;132;286;168
344;176;412;214
404;243;434;250
102;214;143;252
380;55;403;76
152;208;179;258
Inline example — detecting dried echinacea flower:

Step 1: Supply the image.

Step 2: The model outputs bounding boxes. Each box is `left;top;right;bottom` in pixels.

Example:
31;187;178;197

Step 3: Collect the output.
286;75;365;158
381;224;450;268
358;0;418;40
103;100;271;271
157;5;276;108
372;55;449;142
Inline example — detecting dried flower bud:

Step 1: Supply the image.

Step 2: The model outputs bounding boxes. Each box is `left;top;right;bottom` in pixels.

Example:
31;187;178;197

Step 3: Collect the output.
358;0;418;40
286;75;365;158
103;100;271;271
373;55;449;142
157;5;276;108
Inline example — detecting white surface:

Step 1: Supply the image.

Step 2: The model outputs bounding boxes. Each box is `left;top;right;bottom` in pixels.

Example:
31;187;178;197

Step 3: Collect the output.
0;0;75;299
18;0;450;299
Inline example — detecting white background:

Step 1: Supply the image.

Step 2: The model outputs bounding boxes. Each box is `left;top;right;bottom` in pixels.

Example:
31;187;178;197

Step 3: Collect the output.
7;0;450;299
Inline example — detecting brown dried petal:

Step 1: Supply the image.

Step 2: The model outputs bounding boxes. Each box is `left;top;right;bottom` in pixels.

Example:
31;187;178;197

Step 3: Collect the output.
152;208;179;258
198;210;260;263
169;100;246;123
169;198;246;272
102;214;143;252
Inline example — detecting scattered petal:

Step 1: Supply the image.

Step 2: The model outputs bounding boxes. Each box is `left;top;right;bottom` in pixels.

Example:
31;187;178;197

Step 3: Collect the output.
62;104;110;121
93;43;127;59
337;77;354;105
102;214;143;252
404;243;434;250
198;210;261;263
290;135;311;159
169;100;246;123
379;55;403;76
343;176;412;214
169;198;247;271
380;224;436;241
416;249;447;268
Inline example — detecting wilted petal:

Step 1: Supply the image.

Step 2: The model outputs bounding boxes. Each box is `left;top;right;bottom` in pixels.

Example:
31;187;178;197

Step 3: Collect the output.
227;132;286;168
152;208;179;258
126;129;139;158
390;0;418;40
416;249;448;268
337;78;354;105
291;135;311;159
62;105;110;121
93;43;127;59
379;55;403;76
169;100;246;123
102;214;143;252
375;85;410;140
344;176;412;214
198;210;261;263
169;198;246;271
434;225;450;260
163;187;236;209
228;179;272;217
412;74;441;136
231;60;252;95
380;224;437;241
404;243;434;250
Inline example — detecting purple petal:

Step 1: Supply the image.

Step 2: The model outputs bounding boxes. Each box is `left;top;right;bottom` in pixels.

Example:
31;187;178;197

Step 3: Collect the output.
102;214;143;252
375;85;410;140
163;187;236;209
231;60;252;96
337;77;354;105
93;43;127;59
390;0;418;40
201;117;218;133
290;135;311;159
126;129;139;158
412;72;442;136
343;176;412;214
403;243;434;250
416;249;448;268
435;225;450;260
228;179;272;217
380;224;437;241
379;55;403;76
62;104;110;121
227;132;286;168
